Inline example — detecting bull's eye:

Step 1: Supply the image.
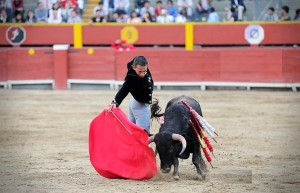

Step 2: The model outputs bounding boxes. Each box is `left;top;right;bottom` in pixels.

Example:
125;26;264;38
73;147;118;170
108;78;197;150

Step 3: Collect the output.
169;146;174;153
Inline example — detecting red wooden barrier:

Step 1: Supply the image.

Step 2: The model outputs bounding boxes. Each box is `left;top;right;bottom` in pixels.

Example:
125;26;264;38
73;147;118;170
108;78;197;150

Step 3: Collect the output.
0;23;299;46
0;48;53;81
193;23;300;45
68;48;115;80
1;47;299;86
0;25;73;46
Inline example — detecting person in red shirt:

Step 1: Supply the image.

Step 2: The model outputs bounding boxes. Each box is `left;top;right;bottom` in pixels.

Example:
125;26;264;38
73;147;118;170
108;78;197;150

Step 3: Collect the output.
12;0;23;18
154;0;164;18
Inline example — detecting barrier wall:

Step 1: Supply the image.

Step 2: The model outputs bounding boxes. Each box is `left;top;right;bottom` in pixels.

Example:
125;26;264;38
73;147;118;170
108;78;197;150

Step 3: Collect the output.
0;47;299;90
1;22;300;47
1;23;299;90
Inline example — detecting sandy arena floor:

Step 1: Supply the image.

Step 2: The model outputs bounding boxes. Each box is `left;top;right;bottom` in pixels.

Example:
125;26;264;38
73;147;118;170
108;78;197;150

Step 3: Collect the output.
0;90;299;193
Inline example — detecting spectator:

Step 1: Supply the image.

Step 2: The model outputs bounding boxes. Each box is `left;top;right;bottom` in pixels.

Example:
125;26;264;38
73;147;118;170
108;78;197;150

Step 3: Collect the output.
154;0;164;18
100;0;110;12
177;0;193;21
207;7;219;22
231;0;246;21
90;9;106;23
61;0;77;9
114;0;130;15
93;1;107;15
108;0;114;11
262;7;278;21
165;0;177;20
93;1;108;21
134;0;146;15
12;0;23;18
14;12;24;22
175;9;186;23
0;9;9;22
194;0;211;22
35;2;48;22
127;10;141;23
48;9;62;23
109;12;118;22
280;5;291;21
116;10;127;22
61;1;73;22
140;1;155;21
49;2;62;19
294;8;300;20
39;0;56;10
142;10;153;23
77;0;84;16
67;10;81;23
26;10;37;23
156;8;173;23
0;0;12;22
226;7;238;21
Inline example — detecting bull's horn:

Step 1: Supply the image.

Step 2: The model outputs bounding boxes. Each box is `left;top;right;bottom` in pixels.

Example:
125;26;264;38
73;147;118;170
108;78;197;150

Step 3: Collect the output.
148;135;155;144
172;134;187;155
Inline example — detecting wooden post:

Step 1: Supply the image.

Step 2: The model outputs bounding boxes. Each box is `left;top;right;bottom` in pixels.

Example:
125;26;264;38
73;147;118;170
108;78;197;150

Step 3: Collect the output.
53;44;69;90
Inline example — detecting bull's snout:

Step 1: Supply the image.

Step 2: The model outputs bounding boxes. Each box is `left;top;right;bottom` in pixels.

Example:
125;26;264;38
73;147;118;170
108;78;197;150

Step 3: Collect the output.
161;167;171;173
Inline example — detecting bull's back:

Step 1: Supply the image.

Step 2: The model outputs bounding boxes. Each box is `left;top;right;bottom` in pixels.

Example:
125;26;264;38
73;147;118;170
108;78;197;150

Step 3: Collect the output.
166;95;202;116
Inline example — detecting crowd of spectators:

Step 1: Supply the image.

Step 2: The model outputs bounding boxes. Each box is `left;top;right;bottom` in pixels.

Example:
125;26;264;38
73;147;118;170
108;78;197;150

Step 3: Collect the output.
0;0;299;24
0;0;83;23
89;0;300;24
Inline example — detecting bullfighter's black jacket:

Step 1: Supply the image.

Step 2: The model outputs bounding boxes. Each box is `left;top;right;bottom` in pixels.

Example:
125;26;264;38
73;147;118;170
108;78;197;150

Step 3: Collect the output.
113;58;154;107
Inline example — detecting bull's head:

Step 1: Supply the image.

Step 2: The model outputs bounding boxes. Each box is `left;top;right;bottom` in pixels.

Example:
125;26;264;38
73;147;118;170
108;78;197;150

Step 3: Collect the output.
148;133;186;173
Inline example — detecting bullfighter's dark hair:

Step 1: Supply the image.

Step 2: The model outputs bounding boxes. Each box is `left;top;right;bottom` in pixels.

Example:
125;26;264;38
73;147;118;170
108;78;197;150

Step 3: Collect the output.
133;56;148;67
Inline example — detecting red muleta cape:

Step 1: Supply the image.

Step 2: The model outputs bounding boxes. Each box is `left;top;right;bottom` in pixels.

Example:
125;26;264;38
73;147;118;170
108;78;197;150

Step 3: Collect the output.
89;107;157;180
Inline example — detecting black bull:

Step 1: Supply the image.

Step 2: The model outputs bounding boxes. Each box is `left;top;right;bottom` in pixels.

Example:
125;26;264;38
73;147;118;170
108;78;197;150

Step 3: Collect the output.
149;95;208;180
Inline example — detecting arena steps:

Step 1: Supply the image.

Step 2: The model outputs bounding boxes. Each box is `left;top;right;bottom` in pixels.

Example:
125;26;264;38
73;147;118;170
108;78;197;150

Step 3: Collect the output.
82;0;99;23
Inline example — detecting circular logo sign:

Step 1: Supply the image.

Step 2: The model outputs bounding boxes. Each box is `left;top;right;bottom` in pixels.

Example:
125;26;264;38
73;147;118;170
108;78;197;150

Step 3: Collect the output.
244;25;264;45
6;26;26;45
121;26;138;44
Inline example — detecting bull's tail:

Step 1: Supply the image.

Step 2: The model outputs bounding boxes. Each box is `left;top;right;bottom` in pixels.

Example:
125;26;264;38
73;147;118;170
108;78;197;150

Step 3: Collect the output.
150;98;164;121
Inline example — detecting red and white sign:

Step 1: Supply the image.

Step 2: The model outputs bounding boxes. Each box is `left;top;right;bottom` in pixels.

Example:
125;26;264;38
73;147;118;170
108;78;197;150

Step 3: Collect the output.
6;26;26;45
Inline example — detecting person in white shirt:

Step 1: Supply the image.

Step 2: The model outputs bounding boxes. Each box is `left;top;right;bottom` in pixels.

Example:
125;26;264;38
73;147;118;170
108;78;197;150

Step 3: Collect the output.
48;2;61;19
207;7;219;22
177;0;193;20
262;7;278;21
67;10;81;23
61;1;73;22
93;1;108;21
39;0;56;10
77;0;84;15
156;9;173;23
48;9;62;23
114;0;130;14
140;1;155;20
175;9;186;23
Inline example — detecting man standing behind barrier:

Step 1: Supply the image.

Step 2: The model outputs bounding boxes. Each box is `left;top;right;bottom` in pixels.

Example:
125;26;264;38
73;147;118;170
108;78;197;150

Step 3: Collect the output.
111;56;154;134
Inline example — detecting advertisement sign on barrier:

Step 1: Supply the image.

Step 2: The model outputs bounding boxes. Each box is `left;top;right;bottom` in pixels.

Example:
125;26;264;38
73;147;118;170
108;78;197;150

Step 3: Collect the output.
6;26;26;45
244;25;264;45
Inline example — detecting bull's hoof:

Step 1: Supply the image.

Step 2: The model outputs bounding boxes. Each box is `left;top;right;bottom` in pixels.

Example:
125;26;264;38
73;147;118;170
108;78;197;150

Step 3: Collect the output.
173;175;180;181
